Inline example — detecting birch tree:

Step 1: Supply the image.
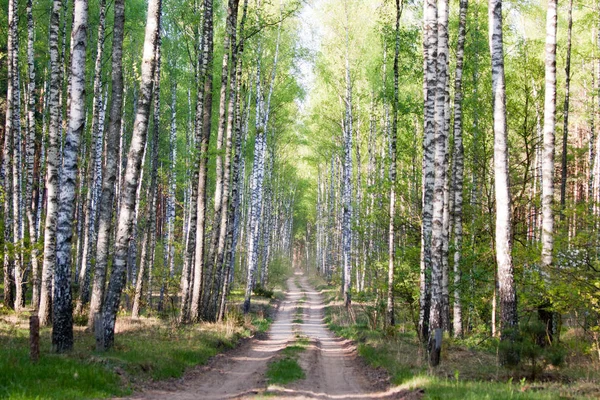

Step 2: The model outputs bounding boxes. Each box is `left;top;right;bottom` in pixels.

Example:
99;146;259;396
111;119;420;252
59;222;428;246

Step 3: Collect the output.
88;0;125;328
419;0;437;343
190;0;214;323
451;0;468;338
387;0;401;327
53;0;89;352
489;0;518;361
99;0;162;350
76;0;107;314
26;0;40;309
39;0;64;326
560;0;573;215
429;0;449;366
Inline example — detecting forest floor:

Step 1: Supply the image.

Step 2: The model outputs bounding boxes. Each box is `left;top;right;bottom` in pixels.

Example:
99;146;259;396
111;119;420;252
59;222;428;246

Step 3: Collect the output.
318;277;600;400
0;295;274;399
124;271;422;399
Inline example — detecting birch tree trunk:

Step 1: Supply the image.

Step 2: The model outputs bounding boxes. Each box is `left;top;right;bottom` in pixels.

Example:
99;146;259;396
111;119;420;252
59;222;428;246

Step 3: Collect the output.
451;0;468;338
167;83;177;279
53;0;88;352
88;0;125;329
2;0;18;311
39;0;64;326
541;0;557;271
489;0;518;361
419;0;437;343
342;18;354;308
387;0;402;327
428;0;449;366
243;8;281;313
76;0;106;314
560;0;573;216
26;0;41;310
539;0;557;345
190;0;214;322
218;0;249;322
99;0;161;350
204;0;240;320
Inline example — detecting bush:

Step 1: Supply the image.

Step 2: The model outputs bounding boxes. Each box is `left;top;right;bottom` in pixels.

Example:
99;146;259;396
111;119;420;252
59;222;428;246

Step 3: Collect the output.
498;321;567;378
253;285;274;299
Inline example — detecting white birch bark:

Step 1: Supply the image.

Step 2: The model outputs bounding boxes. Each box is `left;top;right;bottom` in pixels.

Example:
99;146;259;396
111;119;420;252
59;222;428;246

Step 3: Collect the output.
387;0;402;326
428;0;449;366
541;0;557;270
560;0;573;214
26;0;41;310
99;0;161;350
190;0;214;322
419;0;437;343
53;0;88;352
451;0;468;338
243;9;282;313
39;0;64;326
489;0;518;357
342;10;353;308
88;0;125;329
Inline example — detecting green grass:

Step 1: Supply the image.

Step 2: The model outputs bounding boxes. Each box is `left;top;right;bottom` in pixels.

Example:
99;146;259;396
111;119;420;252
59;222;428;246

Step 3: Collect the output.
322;297;600;399
292;306;304;324
0;298;274;400
266;357;305;384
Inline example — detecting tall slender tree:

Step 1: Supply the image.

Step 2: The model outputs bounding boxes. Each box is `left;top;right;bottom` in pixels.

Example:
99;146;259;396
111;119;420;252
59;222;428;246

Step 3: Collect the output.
190;0;215;322
560;0;573;215
419;0;437;343
451;0;468;338
489;0;518;361
387;0;402;327
53;0;89;352
99;0;162;350
88;0;125;329
429;0;449;367
39;0;64;325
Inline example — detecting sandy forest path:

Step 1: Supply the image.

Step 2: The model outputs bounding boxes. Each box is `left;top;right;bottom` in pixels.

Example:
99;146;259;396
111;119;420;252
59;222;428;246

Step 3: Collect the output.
126;271;418;399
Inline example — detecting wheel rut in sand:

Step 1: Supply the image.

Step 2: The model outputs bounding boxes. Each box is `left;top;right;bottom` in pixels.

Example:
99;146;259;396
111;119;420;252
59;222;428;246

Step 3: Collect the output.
124;271;421;399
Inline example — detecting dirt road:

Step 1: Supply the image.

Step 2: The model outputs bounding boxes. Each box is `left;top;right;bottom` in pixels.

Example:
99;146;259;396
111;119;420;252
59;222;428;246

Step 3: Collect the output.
126;271;418;399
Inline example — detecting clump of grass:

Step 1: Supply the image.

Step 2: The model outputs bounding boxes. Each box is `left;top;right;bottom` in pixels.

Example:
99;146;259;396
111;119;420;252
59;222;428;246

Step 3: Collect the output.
266;357;305;384
292;307;304;324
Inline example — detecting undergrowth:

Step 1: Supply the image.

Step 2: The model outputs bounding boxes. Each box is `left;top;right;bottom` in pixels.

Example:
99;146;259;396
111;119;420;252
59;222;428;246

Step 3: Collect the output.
315;273;600;400
0;297;274;400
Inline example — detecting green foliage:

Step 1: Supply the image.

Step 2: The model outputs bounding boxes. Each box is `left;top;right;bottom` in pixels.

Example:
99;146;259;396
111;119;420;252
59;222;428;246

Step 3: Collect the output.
499;322;567;379
253;286;275;299
267;256;293;289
